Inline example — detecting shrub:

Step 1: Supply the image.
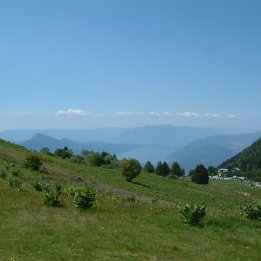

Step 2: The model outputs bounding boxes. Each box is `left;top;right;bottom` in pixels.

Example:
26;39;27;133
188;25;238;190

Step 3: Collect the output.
190;164;209;184
66;186;77;198
180;204;207;226
12;168;21;177
54;146;73;159
125;195;136;203
240;203;261;220
120;159;142;182
43;188;61;206
0;170;6;180
25;153;43;171
52;183;62;193
8;179;22;191
73;186;97;209
39;165;49;174
32;181;43;192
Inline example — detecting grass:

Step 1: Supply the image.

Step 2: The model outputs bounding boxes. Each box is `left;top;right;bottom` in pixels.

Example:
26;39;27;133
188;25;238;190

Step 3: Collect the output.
0;140;260;260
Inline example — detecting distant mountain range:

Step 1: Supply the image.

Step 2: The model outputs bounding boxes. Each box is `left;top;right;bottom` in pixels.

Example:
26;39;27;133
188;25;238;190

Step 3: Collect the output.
1;126;260;172
20;133;139;155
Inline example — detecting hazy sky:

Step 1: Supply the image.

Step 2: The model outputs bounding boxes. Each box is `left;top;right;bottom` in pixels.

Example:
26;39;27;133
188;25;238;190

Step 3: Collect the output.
0;0;260;130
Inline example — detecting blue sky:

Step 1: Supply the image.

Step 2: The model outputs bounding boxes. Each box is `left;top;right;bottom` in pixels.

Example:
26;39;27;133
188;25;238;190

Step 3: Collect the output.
0;0;260;130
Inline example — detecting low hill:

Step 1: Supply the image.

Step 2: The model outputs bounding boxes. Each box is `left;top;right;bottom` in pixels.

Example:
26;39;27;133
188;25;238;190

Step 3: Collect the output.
21;133;139;155
219;138;261;181
0;139;260;260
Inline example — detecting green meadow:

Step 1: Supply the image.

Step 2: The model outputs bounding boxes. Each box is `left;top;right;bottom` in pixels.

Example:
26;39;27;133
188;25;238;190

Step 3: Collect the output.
0;140;260;260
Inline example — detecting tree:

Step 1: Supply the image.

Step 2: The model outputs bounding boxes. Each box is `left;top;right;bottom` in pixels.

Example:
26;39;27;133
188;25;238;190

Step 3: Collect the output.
171;161;184;177
54;146;73;159
155;161;170;177
207;166;217;176
40;147;52;155
25;153;43;171
143;161;155;173
190;164;209;184
120;159;142;182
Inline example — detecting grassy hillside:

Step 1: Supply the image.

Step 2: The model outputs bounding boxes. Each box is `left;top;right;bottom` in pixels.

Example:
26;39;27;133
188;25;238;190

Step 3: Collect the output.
220;138;261;181
0;139;260;260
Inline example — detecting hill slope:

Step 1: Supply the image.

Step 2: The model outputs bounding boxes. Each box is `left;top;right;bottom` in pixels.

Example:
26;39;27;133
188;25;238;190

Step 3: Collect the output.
219;138;261;181
0;139;260;260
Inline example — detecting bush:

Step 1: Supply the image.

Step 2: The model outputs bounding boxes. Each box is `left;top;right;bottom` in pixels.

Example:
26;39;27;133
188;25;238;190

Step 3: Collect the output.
12;168;21;177
240;203;261;220
0;170;6;180
8;179;22;191
190;164;209;184
125;195;136;203
25;153;43;171
120;159;142;182
180;204;207;226
73;186;97;209
43;188;61;206
66;186;77;198
32;181;43;192
54;146;73;159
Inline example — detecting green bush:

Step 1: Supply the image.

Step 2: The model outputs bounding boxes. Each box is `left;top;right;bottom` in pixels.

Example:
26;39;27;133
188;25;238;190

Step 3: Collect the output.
43;188;61;206
12;168;21;177
66;186;77;198
180;204;207;226
125;195;136;203
8;179;22;191
73;186;97;209
32;181;43;192
0;170;6;180
25;153;43;171
240;203;261;220
120;159;142;182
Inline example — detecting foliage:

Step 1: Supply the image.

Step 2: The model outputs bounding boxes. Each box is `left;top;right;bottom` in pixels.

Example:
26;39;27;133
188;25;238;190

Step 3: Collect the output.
240;203;261;220
43;187;61;206
180;204;207;226
155;161;170;177
8;179;22;191
0;170;7;180
85;152;104;166
171;161;184;177
12;168;21;177
120;159;142;182
70;155;85;164
190;164;209;184
207;166;217;176
32;181;43;192
66;186;77;197
54;146;73;159
143;161;155;173
72;186;97;209
25;153;43;171
125;195;136;203
40;147;52;155
83;151;118;167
